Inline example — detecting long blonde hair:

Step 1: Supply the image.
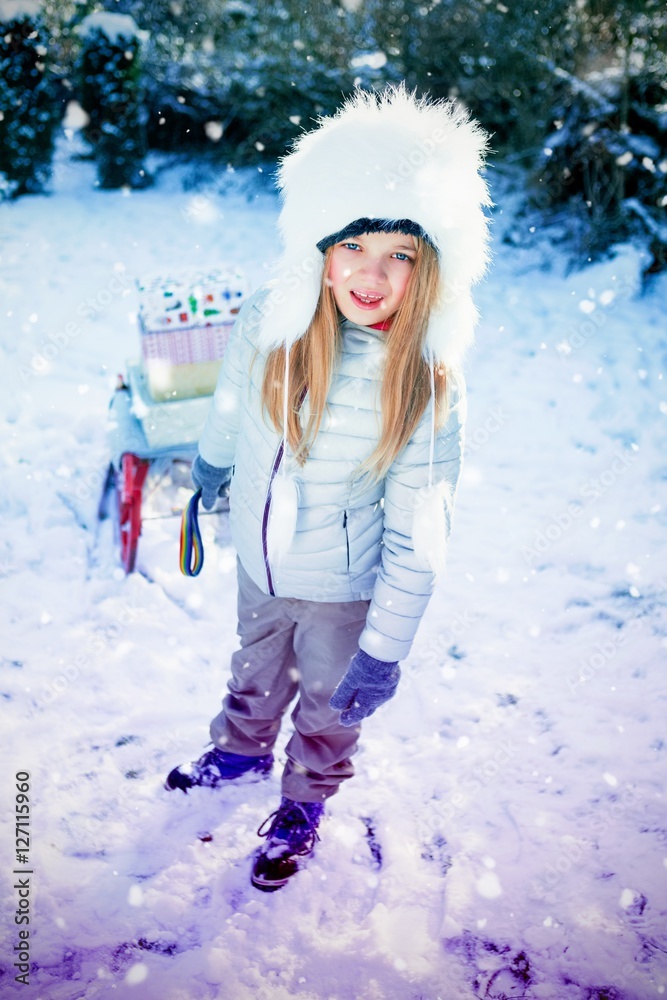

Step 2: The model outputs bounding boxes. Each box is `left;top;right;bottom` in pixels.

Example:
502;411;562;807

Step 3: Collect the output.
261;237;447;483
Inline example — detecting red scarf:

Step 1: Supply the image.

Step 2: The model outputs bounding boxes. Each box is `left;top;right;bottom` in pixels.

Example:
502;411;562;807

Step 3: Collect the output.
368;317;394;331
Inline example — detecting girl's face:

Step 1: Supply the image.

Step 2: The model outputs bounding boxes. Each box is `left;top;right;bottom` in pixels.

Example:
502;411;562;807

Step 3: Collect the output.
326;231;417;325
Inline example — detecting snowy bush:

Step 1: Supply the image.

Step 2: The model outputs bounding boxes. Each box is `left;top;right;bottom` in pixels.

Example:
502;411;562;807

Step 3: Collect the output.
486;0;667;272
355;0;577;151
539;73;667;235
0;1;62;197
74;11;151;189
528;67;667;270
0;170;18;201
81;0;380;162
37;0;667;266
141;0;367;163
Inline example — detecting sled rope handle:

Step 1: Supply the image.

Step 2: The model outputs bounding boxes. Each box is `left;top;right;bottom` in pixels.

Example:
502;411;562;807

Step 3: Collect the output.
180;488;204;577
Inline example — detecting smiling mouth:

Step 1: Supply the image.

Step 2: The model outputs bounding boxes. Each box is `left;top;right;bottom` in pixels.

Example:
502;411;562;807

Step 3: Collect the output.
350;290;385;308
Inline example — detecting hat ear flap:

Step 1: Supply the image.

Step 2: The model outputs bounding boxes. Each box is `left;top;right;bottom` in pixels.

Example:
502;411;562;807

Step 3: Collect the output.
257;255;324;355
423;290;478;368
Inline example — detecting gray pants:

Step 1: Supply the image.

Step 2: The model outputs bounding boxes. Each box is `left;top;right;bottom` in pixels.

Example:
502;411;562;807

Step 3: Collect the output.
210;559;371;802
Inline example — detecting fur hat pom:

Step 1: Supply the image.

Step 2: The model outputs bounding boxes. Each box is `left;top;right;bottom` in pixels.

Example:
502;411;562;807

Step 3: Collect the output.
258;83;492;368
412;478;454;576
267;471;299;566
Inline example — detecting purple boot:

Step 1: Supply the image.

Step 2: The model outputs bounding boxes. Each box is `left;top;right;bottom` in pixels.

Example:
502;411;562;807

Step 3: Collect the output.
251;796;324;892
165;745;273;793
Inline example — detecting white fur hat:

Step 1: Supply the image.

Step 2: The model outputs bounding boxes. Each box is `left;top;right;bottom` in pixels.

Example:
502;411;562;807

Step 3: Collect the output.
257;83;492;368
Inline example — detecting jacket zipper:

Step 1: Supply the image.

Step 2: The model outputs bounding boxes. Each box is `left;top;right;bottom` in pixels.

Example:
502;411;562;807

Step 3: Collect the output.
343;511;350;569
261;440;284;596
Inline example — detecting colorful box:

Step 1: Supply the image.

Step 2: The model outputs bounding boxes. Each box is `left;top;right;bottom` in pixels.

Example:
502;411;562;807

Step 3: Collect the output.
137;266;247;401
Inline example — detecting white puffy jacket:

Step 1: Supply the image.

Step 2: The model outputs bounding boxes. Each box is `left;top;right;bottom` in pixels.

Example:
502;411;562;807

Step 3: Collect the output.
198;286;466;663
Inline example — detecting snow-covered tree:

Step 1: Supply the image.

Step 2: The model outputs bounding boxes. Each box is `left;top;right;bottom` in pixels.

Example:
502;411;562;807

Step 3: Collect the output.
65;0;393;161
136;0;366;162
74;11;151;189
529;1;667;267
357;0;577;149
0;0;62;198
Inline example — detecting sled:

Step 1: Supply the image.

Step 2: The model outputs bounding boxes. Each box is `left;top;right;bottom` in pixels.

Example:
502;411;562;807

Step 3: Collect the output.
97;265;246;574
99;364;226;574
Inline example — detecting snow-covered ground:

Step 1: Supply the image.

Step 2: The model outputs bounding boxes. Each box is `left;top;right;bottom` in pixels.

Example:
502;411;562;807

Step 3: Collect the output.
1;132;666;1000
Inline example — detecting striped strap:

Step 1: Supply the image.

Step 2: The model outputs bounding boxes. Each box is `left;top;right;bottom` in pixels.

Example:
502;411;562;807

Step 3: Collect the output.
179;488;204;576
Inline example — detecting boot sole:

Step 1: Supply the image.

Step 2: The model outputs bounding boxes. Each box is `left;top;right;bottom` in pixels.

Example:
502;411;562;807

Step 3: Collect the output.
250;845;314;891
251;873;289;892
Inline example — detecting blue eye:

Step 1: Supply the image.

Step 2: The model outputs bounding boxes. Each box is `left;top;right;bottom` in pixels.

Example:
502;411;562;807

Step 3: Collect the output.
341;242;361;251
393;252;414;262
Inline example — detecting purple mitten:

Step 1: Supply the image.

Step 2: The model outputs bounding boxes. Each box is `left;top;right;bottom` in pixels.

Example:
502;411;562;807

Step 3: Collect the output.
191;454;232;510
330;649;400;727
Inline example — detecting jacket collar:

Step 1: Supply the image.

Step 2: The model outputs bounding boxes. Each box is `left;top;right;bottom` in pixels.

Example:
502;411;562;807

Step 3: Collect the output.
340;316;388;345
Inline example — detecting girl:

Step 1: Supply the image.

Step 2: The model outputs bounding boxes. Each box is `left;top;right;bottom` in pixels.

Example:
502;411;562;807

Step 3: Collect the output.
166;85;491;891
